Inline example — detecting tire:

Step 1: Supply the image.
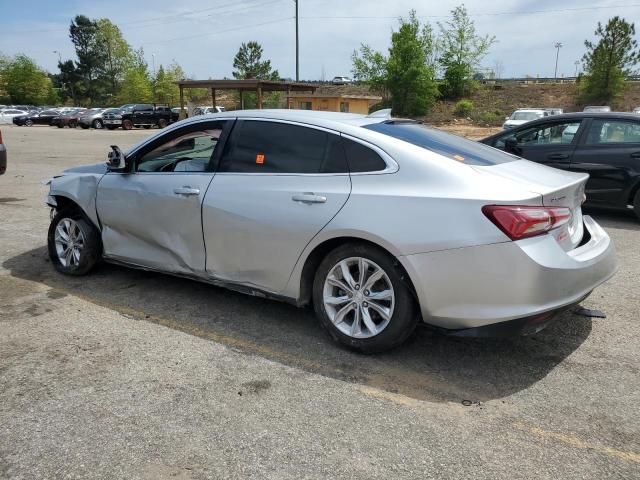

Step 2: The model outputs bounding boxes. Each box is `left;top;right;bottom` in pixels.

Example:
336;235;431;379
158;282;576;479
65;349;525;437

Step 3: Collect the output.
313;243;419;353
122;119;133;130
158;118;168;128
47;211;101;276
93;119;103;129
633;190;640;221
69;120;77;128
25;119;33;127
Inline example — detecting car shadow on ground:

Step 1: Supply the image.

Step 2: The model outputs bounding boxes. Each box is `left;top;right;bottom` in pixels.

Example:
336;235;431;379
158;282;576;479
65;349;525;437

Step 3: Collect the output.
3;246;593;404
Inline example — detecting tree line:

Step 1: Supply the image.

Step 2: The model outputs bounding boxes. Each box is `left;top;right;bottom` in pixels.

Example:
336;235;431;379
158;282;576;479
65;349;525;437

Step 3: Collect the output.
352;6;640;116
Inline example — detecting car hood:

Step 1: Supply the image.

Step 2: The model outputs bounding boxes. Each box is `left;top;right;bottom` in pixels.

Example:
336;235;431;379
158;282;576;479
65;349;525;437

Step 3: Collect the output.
61;162;108;175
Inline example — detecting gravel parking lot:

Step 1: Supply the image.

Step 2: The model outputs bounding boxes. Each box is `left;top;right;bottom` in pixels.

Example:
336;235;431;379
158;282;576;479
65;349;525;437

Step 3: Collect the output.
1;124;639;479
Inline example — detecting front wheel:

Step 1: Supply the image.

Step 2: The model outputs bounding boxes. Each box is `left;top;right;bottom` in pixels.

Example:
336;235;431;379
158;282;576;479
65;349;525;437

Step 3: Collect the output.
47;212;101;276
158;118;168;128
25;119;33;127
93;119;103;129
122;119;133;130
313;243;418;353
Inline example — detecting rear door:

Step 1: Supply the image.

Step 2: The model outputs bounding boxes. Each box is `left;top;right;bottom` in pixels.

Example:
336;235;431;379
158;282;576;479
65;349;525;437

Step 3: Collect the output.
492;119;584;170
202;119;351;293
570;117;640;207
132;104;154;125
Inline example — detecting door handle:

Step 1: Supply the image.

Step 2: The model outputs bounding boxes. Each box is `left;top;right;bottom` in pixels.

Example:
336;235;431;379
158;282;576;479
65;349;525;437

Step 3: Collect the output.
292;193;327;204
631;152;640;158
173;186;200;196
547;153;569;160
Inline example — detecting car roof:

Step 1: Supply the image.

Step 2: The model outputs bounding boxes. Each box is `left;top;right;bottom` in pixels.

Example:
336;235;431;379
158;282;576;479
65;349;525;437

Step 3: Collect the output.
513;109;546;113
179;109;377;128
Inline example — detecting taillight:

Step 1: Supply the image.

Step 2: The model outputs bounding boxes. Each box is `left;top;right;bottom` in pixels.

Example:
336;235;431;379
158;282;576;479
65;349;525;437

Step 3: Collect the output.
482;205;571;240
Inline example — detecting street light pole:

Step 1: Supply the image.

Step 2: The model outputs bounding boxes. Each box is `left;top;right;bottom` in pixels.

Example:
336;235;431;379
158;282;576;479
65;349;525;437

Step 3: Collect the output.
295;0;299;81
554;42;563;81
574;60;580;77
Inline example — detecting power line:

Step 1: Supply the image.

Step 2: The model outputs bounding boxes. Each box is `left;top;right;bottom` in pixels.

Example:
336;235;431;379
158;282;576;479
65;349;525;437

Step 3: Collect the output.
300;3;640;20
142;16;294;45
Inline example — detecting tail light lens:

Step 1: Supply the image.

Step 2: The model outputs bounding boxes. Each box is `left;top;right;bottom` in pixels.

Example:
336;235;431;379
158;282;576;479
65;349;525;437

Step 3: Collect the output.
482;205;571;240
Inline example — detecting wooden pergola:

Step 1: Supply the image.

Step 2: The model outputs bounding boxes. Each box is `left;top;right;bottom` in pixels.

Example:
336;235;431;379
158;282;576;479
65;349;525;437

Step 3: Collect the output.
175;79;318;117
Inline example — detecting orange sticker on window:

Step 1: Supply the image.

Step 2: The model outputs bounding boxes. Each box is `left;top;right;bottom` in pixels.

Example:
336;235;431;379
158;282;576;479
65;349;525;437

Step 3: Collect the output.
256;153;265;164
453;154;465;162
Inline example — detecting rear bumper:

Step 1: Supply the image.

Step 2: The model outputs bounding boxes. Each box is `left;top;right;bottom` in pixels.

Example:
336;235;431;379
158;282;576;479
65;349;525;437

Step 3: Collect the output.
401;215;617;330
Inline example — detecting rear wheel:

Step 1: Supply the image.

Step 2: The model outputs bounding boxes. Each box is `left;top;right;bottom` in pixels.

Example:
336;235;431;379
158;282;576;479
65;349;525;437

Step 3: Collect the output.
633;190;640;221
313;243;418;353
93;119;103;129
25;119;33;127
47;211;101;276
122;119;133;130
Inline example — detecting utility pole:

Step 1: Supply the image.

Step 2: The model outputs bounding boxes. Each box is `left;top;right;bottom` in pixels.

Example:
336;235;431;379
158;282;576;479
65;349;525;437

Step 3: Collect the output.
554;42;562;81
574;60;580;77
295;0;299;81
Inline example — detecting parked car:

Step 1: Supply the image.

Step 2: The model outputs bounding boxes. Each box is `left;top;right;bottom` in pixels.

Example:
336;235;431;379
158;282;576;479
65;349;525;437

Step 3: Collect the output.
103;104;177;130
544;108;564;116
193;106;226;115
481;112;640;218
0;109;29;124
0;128;6;175
583;106;611;113
633;107;640;114
78;108;110;129
13;109;60;126
332;76;352;85
44;110;616;352
502;109;548;129
51;108;89;128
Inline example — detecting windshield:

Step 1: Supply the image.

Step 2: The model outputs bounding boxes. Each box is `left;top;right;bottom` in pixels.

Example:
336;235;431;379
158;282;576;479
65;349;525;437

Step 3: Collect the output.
363;122;515;166
511;111;543;120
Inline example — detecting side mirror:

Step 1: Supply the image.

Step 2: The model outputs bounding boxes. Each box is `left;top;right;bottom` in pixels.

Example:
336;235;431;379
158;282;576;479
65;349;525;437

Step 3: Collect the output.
107;145;126;171
504;137;519;154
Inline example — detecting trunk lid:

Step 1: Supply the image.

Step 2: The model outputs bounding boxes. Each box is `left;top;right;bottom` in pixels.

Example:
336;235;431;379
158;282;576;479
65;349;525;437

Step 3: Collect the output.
475;159;587;251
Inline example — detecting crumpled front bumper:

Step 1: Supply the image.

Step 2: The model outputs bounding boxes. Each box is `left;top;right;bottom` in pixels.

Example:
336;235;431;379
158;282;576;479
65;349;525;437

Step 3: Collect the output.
400;215;617;330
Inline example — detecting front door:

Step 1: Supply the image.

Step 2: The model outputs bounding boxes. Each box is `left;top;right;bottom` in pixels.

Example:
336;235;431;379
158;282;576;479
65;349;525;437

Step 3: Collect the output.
202;119;352;293
496;119;584;170
570;117;640;207
96;120;230;274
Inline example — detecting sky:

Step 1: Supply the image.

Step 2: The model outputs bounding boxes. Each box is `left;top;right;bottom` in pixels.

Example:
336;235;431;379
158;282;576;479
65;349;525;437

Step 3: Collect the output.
1;0;639;80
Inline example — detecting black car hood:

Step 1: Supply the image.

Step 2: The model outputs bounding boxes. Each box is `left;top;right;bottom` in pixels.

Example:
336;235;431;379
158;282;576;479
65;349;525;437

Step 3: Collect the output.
62;162;108;175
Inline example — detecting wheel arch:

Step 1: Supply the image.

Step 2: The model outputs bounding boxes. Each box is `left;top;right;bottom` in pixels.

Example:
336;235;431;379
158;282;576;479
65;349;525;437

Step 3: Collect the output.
49;194;100;230
292;234;417;308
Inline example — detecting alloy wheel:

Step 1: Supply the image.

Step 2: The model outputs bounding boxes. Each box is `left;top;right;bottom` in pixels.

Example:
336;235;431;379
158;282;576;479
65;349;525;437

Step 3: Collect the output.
323;257;395;339
54;218;85;268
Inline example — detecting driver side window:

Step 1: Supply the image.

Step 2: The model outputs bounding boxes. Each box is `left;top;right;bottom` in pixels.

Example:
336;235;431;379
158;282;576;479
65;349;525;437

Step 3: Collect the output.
136;123;225;173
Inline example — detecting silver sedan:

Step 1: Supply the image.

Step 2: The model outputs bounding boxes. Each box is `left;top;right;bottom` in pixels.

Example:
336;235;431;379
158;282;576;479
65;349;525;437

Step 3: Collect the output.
45;110;617;352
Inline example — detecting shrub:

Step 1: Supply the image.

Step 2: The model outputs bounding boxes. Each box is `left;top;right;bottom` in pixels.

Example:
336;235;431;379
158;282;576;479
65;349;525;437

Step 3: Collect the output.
454;99;473;117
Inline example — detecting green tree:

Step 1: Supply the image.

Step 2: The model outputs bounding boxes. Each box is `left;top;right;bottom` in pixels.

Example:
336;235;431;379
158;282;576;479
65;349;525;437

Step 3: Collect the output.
154;63;185;105
351;11;439;116
56;59;83;105
95;18;132;98
581;16;640;102
69;15;107;103
232;41;279;80
438;5;496;98
116;48;152;104
1;54;58;105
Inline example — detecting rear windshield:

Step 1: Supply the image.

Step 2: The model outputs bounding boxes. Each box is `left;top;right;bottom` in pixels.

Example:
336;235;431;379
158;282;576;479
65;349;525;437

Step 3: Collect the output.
363;122;515;166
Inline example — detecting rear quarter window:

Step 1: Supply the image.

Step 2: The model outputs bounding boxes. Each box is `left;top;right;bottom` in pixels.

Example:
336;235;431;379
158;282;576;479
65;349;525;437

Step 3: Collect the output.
363;122;516;166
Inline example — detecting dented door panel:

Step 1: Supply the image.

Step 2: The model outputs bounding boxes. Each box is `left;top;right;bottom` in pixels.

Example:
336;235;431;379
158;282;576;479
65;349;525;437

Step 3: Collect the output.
96;172;214;274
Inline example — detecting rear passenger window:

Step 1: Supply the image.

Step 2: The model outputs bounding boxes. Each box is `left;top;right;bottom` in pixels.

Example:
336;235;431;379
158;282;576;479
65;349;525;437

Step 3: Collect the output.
585;119;640;144
342;137;387;172
219;120;348;174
